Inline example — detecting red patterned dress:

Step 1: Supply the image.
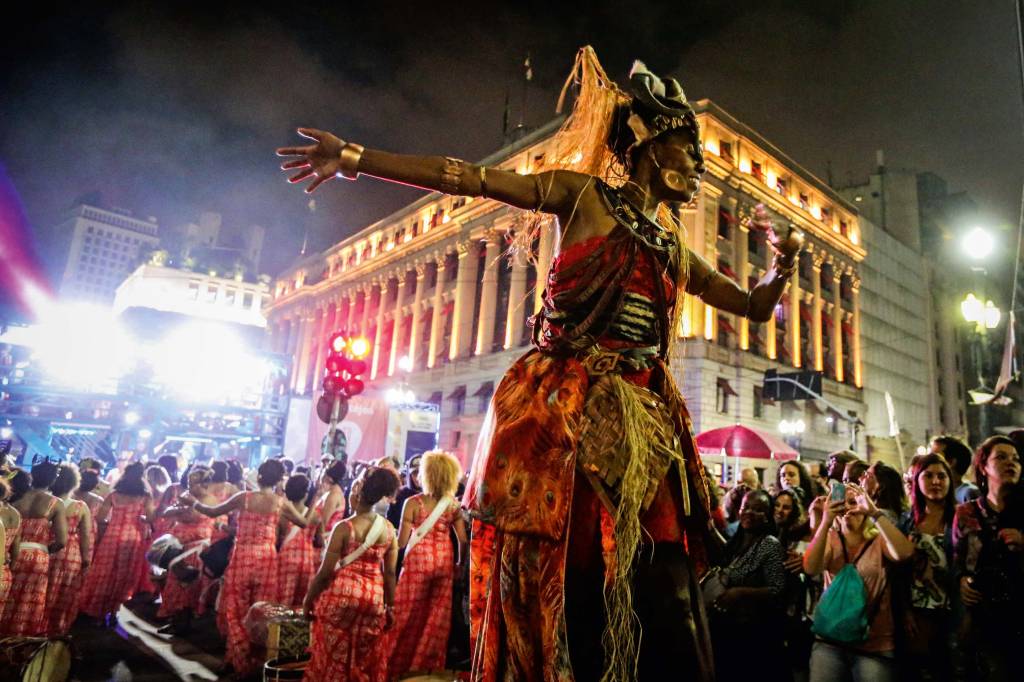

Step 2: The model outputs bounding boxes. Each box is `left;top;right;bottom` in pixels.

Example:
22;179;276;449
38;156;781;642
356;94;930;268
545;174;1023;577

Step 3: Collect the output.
0;503;54;636
79;495;149;620
157;512;215;618
220;493;280;676
44;499;88;635
276;519;316;610
388;496;459;677
305;520;392;682
0;521;15;604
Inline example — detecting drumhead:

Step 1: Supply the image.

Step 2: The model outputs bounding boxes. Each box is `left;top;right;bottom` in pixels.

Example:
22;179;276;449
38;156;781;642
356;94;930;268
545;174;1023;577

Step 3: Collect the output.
23;639;72;682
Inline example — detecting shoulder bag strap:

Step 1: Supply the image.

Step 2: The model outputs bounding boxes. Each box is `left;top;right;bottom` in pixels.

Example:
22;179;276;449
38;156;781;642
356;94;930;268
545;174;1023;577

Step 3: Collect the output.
405;496;453;554
338;514;386;569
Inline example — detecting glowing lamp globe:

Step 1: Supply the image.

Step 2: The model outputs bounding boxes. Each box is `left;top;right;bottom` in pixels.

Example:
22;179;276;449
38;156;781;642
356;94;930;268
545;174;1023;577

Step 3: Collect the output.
349;337;370;359
329;333;347;353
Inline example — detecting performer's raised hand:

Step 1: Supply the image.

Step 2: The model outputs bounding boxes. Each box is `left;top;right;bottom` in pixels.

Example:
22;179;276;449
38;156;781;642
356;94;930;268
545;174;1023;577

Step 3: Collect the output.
277;128;346;194
750;203;804;262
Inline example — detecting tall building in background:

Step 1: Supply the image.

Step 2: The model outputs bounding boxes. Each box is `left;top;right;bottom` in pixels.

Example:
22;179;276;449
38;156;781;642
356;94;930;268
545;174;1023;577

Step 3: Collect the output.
838;163;982;441
58;204;160;304
267;101;871;472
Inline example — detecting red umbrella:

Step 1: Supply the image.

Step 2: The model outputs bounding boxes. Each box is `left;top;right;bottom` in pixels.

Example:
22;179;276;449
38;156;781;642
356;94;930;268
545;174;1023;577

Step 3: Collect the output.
695;425;798;461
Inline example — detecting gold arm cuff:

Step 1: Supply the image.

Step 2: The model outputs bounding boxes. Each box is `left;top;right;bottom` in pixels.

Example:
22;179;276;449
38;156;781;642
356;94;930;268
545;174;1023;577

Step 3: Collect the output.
338;143;365;180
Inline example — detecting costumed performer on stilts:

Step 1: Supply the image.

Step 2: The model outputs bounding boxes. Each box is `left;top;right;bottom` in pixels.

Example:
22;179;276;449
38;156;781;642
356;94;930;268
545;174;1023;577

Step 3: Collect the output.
277;46;803;681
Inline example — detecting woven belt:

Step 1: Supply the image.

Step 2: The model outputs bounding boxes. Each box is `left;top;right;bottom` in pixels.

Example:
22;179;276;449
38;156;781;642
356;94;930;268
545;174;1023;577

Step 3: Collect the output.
581;345;659;376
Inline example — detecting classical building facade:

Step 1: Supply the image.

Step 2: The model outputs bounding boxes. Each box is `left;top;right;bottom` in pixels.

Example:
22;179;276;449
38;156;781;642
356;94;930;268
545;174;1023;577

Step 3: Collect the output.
267;102;868;469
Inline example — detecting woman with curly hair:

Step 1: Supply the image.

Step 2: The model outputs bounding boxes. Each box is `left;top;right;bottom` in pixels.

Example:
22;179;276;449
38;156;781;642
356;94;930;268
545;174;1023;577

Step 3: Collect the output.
45;463;93;635
276;473;318;610
303;466;401;682
194;458;309;677
78;461;153;626
388;450;469;678
156;465;218;634
0;460;68;636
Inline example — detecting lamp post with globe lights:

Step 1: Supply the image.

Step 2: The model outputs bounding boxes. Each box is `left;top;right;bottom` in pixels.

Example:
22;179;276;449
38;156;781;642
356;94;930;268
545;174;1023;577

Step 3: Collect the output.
959;224;1003;440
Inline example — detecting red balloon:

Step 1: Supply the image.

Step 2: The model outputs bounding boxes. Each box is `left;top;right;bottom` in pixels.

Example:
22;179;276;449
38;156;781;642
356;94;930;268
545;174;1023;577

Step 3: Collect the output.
326;355;348;374
348;359;367;377
344;378;365;396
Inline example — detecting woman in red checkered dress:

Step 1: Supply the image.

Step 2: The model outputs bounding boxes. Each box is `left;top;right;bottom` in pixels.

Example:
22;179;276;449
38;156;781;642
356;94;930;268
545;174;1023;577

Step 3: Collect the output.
0;461;68;636
303;466;401;682
388;451;468;678
277;473;318;610
45;463;93;635
156;465;217;633
0;477;22;606
78;462;154;625
314;460;347;540
194;459;309;677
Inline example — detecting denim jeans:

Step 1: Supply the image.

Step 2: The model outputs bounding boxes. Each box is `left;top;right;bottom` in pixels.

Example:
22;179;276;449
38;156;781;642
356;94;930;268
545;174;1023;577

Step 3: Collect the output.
809;640;895;682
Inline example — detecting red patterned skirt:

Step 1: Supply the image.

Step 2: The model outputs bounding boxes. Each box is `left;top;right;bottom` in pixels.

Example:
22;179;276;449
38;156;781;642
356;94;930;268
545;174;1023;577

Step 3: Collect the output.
0;544;50;636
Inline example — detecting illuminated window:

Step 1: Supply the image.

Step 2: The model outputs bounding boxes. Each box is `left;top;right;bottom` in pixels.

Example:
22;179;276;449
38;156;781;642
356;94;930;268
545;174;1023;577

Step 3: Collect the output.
751;161;764;181
720;141;733;161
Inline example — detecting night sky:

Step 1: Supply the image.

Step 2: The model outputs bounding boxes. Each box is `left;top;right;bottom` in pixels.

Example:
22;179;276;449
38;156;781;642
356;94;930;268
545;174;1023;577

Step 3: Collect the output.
2;1;1021;284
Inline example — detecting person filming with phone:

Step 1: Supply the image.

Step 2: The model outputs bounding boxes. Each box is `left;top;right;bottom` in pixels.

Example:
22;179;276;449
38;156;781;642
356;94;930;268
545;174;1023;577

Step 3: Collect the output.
802;479;913;681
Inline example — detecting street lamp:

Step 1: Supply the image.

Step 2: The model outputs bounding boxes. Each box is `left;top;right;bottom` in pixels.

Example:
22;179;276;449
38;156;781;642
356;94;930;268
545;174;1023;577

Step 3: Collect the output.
961;293;1001;333
962;227;995;260
779;419;806;436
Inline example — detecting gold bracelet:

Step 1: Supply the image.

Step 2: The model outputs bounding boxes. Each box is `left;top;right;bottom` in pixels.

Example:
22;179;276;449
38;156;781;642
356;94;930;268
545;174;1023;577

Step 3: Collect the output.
338;143;365;180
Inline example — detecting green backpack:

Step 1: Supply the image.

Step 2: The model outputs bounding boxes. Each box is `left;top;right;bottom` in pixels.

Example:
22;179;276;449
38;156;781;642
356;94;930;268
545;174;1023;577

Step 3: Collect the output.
811;534;876;644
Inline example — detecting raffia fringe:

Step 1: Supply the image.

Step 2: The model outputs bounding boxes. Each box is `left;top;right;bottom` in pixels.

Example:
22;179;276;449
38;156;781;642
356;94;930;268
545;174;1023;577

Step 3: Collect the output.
598;375;674;682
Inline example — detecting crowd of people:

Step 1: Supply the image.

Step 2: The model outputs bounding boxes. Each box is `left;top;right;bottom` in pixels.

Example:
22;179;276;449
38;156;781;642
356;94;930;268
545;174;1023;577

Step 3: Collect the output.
0;448;470;681
703;434;1023;682
1;431;1021;681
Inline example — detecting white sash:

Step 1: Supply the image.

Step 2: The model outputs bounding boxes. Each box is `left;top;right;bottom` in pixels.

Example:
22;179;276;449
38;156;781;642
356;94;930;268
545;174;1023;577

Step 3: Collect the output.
338;514;386;569
168;539;210;570
282;524;301;547
405;496;453;554
20;542;48;553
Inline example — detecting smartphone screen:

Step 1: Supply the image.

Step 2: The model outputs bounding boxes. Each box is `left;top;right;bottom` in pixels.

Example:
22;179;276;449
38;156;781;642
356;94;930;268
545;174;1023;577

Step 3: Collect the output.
830;482;846;503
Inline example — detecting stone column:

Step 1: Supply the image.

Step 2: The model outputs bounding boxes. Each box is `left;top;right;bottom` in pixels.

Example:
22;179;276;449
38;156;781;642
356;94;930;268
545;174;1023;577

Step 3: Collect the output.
766;296;778;359
450;240;478;360
851;274;863;387
388;271;408;376
358;284;372;339
831;272;844;382
534;220;554;313
812;253;825;372
371;279;390;379
312;301;336;388
294;311;315;394
428;256;447;368
475;234;500;355
505;247;527;348
732;198;749;350
344;289;358;333
789;266;802;368
408;263;427;370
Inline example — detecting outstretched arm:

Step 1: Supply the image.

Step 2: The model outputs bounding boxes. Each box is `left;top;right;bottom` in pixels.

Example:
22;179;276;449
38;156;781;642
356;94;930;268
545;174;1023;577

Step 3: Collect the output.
686;206;803;322
276;128;587;216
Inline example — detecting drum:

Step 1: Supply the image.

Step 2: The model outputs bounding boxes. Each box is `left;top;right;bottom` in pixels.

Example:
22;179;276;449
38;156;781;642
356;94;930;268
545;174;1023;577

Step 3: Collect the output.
264;655;309;681
0;637;73;682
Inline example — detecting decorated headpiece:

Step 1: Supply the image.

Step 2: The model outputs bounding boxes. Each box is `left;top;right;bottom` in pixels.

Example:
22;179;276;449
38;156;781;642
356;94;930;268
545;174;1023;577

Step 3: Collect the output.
625;60;703;166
